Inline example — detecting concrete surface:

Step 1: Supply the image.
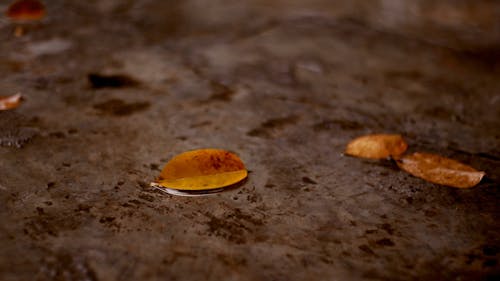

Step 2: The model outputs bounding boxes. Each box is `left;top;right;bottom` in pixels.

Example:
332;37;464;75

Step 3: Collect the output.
0;1;499;280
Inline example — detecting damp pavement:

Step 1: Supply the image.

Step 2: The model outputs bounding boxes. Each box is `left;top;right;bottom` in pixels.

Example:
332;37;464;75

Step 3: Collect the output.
0;1;499;280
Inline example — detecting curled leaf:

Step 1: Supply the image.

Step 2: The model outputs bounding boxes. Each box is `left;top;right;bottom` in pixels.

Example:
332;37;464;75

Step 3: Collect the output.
397;152;485;188
345;134;408;159
151;149;247;195
0;93;22;111
6;0;46;21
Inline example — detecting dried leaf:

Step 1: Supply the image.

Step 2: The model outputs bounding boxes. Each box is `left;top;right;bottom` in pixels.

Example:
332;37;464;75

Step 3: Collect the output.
0;93;22;111
151;149;247;195
6;0;46;21
397;152;485;188
345;134;408;159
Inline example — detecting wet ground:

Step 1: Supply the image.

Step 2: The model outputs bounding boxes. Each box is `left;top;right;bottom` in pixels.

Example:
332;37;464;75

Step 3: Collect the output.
0;1;499;280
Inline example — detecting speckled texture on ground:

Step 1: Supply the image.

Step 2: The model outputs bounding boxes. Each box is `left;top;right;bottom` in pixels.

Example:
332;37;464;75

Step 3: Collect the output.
0;1;499;280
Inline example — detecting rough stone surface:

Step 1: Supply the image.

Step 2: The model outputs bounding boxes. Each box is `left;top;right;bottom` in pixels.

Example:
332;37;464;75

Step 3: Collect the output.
0;1;499;280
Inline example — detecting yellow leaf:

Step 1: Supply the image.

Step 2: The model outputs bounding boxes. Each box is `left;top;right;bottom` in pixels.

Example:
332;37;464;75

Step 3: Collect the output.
151;149;247;195
396;152;485;188
0;93;22;111
345;134;408;159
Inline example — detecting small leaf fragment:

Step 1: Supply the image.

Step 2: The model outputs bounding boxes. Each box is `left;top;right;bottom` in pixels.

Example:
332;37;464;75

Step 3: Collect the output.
396;152;485;188
0;93;22;111
152;149;248;195
345;134;408;159
6;0;46;21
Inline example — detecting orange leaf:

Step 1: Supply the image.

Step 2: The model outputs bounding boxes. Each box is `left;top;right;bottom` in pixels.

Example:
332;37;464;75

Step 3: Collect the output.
396;152;485;188
151;149;248;195
345;134;408;159
0;93;22;111
6;0;46;21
